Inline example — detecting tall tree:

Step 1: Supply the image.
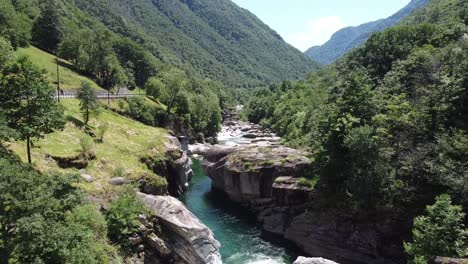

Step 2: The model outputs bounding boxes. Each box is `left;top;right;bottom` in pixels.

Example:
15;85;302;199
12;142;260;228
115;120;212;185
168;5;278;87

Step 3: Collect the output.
159;68;188;115
77;82;100;125
32;0;63;52
145;76;163;100
404;194;468;263
0;56;65;163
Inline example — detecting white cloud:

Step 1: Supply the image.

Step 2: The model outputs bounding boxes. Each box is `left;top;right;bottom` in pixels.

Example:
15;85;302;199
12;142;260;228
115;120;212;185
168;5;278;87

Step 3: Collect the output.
285;16;347;52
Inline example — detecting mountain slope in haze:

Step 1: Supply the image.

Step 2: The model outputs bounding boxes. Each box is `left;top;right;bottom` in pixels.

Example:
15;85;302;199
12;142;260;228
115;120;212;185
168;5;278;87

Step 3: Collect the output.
304;0;429;65
69;0;318;88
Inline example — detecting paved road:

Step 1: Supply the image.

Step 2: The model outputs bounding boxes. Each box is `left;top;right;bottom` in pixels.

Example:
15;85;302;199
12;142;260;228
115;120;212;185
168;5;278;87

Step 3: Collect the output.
54;88;144;100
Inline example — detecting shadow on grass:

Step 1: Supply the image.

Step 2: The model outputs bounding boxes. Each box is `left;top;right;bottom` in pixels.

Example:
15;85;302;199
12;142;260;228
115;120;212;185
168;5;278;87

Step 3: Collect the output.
66;115;85;128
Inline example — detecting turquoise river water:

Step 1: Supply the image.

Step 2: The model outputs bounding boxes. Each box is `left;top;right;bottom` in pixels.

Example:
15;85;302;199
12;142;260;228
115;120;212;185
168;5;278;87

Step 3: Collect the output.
179;160;297;264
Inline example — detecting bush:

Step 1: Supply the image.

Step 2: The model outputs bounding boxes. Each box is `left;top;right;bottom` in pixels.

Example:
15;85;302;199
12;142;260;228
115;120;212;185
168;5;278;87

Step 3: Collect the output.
127;97;155;126
0;158;114;263
404;194;468;263
80;134;95;159
105;188;149;247
298;177;318;189
96;121;109;143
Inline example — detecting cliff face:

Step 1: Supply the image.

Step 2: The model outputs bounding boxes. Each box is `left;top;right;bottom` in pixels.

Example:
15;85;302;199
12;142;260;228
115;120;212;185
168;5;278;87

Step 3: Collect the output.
204;145;312;203
137;193;222;264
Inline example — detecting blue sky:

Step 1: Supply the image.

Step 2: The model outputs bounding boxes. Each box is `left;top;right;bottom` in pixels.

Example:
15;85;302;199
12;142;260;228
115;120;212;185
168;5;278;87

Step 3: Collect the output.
231;0;411;51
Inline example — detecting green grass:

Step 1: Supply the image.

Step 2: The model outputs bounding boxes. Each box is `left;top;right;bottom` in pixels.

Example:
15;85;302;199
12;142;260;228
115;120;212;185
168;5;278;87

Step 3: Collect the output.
9;99;167;196
16;46;101;91
298;177;318;189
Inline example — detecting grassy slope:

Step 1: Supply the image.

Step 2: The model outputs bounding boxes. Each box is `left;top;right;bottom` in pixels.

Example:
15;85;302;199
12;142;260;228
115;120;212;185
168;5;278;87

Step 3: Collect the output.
9;99;167;197
8;47;168;199
16;46;101;91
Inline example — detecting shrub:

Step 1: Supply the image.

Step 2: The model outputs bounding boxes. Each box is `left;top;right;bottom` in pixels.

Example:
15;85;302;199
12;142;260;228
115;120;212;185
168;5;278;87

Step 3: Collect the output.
0;158;114;263
404;194;468;263
105;188;149;248
79;134;95;159
127;97;155;126
96;121;109;143
112;165;126;178
298;177;318;189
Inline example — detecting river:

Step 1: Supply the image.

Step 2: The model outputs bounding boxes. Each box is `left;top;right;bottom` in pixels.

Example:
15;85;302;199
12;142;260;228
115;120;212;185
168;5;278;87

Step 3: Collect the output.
179;123;297;264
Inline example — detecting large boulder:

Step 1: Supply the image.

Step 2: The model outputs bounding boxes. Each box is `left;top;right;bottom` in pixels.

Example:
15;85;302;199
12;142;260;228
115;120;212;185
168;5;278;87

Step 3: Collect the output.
137;193;222;264
294;257;339;264
205;145;312;203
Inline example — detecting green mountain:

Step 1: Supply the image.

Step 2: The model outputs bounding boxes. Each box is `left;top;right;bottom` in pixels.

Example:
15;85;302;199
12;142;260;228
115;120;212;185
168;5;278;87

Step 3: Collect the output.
69;0;318;88
305;0;429;65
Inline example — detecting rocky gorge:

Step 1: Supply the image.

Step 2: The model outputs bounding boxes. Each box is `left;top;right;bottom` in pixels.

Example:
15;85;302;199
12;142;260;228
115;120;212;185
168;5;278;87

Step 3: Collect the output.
189;118;411;264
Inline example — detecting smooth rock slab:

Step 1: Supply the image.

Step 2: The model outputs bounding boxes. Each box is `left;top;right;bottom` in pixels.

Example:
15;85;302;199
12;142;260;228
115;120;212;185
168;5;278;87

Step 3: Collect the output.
137;193;222;264
294;257;339;264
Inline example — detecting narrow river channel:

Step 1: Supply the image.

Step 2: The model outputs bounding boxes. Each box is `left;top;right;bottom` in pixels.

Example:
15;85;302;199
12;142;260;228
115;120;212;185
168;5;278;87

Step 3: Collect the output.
179;124;297;264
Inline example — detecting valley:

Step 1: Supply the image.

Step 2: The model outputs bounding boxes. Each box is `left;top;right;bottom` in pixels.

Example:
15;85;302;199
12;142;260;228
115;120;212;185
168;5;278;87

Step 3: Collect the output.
0;0;467;263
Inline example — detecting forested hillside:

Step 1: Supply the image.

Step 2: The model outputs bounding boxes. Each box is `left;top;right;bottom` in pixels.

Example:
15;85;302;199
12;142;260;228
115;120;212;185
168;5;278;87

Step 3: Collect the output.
305;0;428;65
68;0;316;88
245;0;467;261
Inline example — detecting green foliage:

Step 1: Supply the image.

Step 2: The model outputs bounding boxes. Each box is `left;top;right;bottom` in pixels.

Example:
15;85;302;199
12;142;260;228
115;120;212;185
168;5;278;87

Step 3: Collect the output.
31;0;63;52
244;0;468;210
105;188;148;247
126;97;157;126
0;0;32;49
79;134;94;159
404;194;468;263
145;76;163;100
0;157;114;263
68;0;316;87
77;81;100;125
96;121;109;143
0;55;65;163
0;36;15;69
298;177;318;189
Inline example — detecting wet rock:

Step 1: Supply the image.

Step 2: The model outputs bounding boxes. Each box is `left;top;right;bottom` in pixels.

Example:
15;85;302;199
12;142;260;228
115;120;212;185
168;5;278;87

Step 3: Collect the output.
294;257;339;264
432;257;468;264
137;193;222;264
242;133;258;139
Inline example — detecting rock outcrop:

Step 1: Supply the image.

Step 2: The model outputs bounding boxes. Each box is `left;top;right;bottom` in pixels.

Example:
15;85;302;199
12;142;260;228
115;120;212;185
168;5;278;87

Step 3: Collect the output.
203;145;312;203
137;193;222;264
142;135;194;196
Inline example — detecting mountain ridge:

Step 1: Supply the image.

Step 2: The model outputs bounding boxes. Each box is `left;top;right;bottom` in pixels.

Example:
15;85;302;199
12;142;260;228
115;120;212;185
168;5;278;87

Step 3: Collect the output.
305;0;429;65
71;0;317;88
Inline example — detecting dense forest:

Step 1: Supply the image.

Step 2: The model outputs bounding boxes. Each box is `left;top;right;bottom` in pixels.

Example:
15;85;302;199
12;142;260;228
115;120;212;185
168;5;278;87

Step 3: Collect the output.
245;0;467;261
0;0;316;89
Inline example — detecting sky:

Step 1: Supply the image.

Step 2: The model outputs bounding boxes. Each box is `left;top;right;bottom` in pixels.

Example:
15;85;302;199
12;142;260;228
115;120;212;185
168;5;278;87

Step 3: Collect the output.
231;0;411;51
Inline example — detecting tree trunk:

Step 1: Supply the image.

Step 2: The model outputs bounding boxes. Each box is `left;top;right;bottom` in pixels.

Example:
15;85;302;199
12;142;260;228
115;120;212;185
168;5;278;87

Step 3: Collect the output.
85;108;89;125
166;92;177;115
26;136;31;164
0;225;10;264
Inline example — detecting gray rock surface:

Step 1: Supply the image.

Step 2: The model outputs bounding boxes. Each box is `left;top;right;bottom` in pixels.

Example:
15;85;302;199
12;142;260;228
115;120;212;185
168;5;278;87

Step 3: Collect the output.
108;177;130;185
165;136;194;196
80;173;93;183
205;145;312;203
294;257;339;264
137;193;222;264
